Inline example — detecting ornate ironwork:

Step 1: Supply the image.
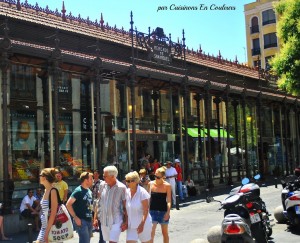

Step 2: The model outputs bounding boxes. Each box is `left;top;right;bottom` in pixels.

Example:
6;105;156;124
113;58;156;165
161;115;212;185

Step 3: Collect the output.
135;27;183;64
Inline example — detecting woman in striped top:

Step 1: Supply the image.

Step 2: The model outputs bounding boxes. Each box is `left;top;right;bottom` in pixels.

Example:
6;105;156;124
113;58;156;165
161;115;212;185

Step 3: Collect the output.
36;168;59;243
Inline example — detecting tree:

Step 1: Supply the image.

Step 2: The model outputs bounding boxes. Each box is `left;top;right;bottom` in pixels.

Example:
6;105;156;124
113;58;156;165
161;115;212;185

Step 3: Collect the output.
271;0;300;95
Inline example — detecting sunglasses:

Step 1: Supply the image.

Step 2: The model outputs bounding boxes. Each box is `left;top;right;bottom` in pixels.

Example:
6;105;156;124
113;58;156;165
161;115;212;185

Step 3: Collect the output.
125;179;135;183
155;175;162;179
39;174;44;177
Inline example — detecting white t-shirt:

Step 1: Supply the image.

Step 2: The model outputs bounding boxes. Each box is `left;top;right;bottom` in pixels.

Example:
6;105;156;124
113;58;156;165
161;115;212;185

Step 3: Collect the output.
125;185;152;229
165;167;177;185
20;195;36;212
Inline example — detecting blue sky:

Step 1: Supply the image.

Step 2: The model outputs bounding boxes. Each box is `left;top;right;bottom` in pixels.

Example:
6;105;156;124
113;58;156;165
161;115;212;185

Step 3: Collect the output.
25;0;254;62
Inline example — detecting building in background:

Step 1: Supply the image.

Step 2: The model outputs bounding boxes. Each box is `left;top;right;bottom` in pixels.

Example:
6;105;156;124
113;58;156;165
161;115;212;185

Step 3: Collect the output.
244;0;279;70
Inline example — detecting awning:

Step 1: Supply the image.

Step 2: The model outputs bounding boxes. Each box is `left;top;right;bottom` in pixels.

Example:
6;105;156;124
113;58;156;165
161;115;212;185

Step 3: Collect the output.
186;127;233;140
186;128;206;137
209;129;233;139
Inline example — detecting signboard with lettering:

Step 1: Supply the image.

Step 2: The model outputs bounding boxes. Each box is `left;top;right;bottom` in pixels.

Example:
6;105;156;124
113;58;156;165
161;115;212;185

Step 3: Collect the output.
150;39;171;64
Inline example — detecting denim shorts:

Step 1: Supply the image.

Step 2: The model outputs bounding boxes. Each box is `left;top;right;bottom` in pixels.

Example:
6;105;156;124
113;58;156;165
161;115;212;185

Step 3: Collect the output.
150;210;169;225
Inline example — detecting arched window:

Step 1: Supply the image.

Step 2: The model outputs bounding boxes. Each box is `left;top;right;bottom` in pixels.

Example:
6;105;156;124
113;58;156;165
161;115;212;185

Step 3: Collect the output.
251;16;259;34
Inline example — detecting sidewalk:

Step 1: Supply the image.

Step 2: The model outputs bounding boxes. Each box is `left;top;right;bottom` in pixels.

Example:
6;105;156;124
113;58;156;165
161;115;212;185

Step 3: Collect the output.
7;187;234;242
9;176;278;243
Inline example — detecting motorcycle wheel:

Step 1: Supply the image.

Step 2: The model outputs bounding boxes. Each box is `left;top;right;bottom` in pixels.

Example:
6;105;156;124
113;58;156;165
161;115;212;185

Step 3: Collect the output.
267;227;273;237
251;223;268;243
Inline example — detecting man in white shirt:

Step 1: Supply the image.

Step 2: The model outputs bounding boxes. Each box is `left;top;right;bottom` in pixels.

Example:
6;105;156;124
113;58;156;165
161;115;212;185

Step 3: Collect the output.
20;189;40;231
165;161;178;206
93;166;127;242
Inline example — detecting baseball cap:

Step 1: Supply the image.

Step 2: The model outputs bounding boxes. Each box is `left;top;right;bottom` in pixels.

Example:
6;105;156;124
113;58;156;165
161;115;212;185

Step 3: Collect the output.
174;159;180;163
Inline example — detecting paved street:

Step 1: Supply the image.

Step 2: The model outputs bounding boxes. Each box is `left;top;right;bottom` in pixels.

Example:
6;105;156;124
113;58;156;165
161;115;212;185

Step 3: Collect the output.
13;183;300;242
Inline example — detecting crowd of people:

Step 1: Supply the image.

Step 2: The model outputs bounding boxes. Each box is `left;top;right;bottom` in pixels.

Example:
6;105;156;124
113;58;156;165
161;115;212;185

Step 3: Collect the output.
0;155;198;242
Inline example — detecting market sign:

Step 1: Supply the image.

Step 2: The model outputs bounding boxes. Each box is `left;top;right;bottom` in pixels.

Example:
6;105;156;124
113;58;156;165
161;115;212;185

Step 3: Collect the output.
150;39;171;64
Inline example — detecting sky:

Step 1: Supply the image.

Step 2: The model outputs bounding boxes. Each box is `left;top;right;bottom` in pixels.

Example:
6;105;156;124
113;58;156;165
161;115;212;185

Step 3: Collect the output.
24;0;254;63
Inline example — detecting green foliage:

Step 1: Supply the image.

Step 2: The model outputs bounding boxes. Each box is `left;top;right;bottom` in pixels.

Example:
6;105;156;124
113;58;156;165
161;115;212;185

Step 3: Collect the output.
271;0;300;95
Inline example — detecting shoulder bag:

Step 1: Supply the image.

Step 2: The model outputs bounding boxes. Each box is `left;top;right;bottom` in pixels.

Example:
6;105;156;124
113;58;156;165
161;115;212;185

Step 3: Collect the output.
47;188;74;242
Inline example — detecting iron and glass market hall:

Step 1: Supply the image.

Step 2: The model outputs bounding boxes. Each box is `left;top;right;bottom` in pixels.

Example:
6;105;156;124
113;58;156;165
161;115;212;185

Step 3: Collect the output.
0;0;299;213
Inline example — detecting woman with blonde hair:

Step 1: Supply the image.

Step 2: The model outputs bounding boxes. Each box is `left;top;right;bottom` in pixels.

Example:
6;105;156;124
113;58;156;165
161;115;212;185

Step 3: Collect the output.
148;166;171;243
36;168;59;243
125;171;152;243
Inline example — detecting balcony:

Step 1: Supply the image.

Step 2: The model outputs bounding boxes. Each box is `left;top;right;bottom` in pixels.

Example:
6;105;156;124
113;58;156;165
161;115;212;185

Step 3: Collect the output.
251;48;261;56
250;25;259;34
264;43;277;49
263;19;276;26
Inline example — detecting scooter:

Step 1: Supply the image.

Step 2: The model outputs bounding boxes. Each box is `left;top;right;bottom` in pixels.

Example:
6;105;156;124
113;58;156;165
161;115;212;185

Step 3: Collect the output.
218;192;254;243
207;176;271;243
281;175;300;226
230;174;273;239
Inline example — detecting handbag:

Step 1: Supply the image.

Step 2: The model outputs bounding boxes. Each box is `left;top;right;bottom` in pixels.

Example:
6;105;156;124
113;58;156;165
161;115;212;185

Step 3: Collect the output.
47;188;74;242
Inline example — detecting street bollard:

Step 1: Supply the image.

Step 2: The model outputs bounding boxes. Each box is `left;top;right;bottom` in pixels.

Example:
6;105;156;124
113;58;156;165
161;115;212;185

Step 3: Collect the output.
27;223;33;243
275;177;278;188
205;188;210;203
176;195;180;210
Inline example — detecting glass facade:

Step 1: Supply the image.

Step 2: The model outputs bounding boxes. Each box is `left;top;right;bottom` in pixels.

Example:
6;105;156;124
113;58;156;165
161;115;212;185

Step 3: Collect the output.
6;61;296;190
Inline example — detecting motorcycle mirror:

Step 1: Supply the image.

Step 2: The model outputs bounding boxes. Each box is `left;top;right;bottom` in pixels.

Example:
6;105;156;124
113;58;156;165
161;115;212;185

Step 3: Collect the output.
254;174;261;180
206;196;214;203
242;178;250;185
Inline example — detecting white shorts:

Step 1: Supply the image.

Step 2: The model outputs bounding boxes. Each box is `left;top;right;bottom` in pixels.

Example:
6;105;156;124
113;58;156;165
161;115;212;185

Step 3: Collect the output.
101;222;122;242
126;223;152;242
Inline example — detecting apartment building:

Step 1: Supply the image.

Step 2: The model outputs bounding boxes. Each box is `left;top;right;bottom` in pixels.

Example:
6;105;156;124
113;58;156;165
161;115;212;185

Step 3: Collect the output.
244;0;279;69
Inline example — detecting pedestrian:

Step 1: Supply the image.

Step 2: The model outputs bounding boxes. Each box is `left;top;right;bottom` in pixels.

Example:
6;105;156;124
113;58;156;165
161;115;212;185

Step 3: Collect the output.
34;187;44;213
148;166;171;243
185;176;197;196
143;161;153;180
152;158;160;173
66;172;93;243
20;189;40;232
139;168;150;190
0;203;12;241
36;168;59;243
165;161;177;206
34;187;44;201
93;165;127;243
125;171;152;243
54;171;69;204
174;159;184;201
7;174;14;214
92;169;105;243
214;152;222;176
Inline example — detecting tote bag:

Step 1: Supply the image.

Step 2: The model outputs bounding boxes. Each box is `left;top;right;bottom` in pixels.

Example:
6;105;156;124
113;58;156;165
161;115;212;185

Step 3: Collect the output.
47;188;74;242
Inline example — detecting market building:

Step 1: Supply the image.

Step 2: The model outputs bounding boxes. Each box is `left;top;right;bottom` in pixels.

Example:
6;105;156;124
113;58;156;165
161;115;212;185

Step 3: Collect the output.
0;0;299;216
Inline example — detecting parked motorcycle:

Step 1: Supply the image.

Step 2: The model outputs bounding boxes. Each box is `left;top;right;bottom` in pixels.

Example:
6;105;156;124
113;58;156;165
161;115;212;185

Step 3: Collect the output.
281;175;300;227
230;175;273;238
207;176;272;243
